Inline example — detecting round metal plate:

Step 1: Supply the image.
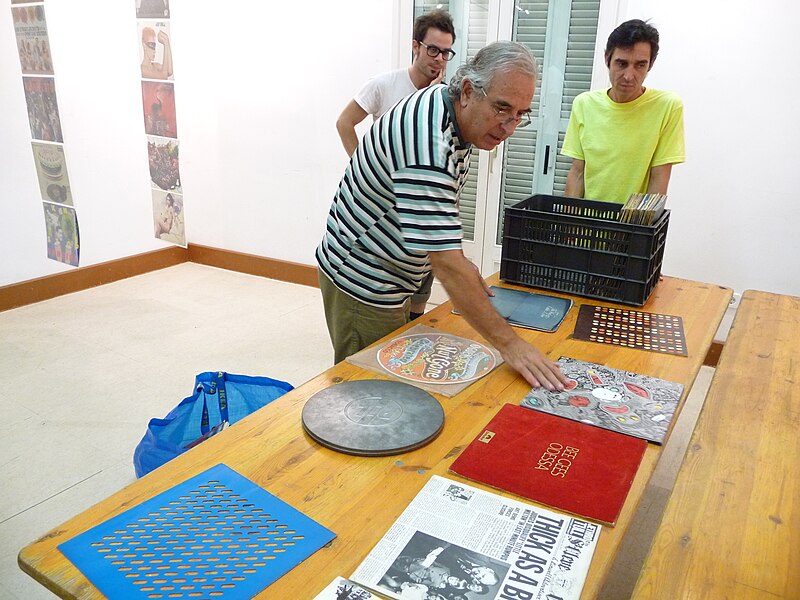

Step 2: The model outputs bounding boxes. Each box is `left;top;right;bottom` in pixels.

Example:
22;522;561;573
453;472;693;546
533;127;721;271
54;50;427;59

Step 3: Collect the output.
301;380;444;456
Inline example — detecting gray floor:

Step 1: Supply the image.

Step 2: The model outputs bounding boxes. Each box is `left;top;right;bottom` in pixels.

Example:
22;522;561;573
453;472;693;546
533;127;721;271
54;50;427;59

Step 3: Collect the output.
0;263;712;599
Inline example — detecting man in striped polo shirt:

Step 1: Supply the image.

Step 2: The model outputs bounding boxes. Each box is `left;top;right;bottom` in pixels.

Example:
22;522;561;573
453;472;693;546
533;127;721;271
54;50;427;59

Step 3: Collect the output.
316;41;566;391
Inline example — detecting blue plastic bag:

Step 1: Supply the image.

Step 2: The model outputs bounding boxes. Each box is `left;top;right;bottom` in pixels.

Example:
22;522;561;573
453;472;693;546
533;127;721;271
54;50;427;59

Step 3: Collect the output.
133;371;293;478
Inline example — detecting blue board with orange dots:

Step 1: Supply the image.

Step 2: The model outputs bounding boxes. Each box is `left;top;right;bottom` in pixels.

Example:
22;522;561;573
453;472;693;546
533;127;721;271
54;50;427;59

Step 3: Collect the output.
573;304;688;356
58;464;335;599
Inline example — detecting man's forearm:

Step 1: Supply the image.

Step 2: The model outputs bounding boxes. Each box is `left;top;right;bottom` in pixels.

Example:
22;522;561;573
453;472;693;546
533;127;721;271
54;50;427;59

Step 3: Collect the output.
336;122;359;156
647;163;673;195
430;252;516;352
429;249;566;390
336;100;369;157
565;160;585;198
162;43;172;78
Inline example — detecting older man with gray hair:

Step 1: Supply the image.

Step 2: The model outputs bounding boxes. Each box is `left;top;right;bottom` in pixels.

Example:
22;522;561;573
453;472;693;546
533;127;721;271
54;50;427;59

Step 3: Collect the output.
316;41;566;390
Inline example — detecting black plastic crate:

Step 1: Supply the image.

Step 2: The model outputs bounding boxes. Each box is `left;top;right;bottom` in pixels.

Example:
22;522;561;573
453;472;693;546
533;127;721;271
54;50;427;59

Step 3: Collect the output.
500;194;670;306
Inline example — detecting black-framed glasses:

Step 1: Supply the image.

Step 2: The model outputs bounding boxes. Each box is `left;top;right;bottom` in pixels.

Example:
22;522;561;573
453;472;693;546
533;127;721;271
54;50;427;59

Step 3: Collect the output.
475;86;532;128
144;41;157;50
419;41;456;61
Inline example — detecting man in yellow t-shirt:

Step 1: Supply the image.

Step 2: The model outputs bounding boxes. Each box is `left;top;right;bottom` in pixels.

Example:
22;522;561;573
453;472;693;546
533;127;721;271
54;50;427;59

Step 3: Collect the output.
562;19;685;203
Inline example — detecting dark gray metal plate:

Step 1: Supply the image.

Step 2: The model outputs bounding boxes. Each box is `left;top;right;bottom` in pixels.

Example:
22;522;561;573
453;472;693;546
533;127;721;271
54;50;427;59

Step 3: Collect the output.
302;379;444;456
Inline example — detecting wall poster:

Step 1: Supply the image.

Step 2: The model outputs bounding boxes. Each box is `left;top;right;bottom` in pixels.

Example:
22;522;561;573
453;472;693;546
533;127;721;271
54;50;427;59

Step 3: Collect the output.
12;5;53;75
12;2;80;267
136;0;185;247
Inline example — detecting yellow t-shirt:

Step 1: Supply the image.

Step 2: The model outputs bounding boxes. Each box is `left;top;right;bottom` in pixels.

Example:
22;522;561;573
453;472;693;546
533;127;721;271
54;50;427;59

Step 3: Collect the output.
562;88;685;203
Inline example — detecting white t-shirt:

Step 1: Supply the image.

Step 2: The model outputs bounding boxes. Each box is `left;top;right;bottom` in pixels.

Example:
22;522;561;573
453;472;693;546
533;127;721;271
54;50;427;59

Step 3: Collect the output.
354;68;419;119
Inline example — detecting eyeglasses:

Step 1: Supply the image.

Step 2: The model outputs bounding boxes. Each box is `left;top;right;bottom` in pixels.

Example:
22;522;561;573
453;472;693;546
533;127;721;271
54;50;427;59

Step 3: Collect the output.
418;41;456;61
144;41;157;50
475;86;532;128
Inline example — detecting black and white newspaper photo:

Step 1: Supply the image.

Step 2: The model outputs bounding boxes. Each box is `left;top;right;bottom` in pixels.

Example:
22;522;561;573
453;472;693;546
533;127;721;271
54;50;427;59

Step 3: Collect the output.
350;476;600;600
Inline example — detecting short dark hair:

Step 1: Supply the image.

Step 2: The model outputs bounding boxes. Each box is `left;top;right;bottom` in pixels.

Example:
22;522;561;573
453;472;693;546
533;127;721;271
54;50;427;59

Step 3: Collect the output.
604;19;659;68
414;9;456;43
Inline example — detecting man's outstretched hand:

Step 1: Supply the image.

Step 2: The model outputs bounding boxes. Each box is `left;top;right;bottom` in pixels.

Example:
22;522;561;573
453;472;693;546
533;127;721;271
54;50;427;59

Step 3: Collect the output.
499;337;566;391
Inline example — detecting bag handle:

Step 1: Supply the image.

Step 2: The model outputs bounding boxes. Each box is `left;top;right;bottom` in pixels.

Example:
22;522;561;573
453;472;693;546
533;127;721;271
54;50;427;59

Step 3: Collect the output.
194;372;230;433
194;384;211;435
209;371;230;423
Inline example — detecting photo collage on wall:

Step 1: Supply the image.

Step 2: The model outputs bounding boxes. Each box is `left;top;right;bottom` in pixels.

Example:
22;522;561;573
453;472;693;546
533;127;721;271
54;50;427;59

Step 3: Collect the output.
11;0;80;266
136;0;185;246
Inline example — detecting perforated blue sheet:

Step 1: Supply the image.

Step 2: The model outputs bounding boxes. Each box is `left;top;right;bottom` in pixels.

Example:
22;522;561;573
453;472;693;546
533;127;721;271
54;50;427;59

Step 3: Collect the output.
59;464;336;599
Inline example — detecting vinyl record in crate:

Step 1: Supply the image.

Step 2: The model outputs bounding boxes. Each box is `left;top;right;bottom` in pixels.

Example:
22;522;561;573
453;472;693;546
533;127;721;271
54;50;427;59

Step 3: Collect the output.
302;379;444;456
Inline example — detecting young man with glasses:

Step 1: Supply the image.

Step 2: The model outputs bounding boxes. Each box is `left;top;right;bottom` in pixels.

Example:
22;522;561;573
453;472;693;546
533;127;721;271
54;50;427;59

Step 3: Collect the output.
336;10;456;157
317;41;566;392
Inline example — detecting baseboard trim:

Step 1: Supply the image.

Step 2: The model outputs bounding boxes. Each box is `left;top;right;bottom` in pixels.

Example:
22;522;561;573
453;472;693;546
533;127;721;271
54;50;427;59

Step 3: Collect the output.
1;245;321;313
188;244;319;288
0;246;188;312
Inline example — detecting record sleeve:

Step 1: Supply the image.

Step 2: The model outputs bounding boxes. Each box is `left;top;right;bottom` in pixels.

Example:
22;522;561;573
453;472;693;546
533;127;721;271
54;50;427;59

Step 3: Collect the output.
450;404;647;525
521;356;684;443
454;286;572;332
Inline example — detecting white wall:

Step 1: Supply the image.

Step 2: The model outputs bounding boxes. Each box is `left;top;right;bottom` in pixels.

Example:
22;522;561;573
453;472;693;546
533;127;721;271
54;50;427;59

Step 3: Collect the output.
1;1;162;285
174;2;395;260
0;0;395;286
2;0;798;300
595;0;800;297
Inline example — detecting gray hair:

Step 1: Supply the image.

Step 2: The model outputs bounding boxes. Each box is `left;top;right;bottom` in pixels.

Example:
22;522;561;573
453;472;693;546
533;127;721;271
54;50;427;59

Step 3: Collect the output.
448;40;538;100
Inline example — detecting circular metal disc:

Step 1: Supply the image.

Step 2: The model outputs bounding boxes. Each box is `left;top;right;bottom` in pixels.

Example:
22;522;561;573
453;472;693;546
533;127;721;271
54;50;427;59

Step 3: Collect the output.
302;379;444;456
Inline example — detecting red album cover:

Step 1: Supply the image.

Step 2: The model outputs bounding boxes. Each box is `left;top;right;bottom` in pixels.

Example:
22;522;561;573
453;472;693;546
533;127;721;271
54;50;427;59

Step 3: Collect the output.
449;404;647;525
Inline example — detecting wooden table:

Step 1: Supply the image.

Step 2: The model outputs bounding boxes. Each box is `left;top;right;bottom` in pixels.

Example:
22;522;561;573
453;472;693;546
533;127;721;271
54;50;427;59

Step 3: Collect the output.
633;290;800;599
18;275;731;599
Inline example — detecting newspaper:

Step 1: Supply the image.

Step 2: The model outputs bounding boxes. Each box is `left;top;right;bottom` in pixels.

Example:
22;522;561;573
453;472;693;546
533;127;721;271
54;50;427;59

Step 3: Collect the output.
350;476;600;600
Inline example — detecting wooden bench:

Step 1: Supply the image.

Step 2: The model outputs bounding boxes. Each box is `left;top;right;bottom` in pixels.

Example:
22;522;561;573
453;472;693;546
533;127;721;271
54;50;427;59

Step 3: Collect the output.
633;289;800;598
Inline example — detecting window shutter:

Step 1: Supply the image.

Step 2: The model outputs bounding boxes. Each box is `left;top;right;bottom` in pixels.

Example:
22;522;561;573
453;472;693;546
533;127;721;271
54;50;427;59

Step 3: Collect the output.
556;2;601;194
497;0;600;243
455;1;489;241
498;0;550;237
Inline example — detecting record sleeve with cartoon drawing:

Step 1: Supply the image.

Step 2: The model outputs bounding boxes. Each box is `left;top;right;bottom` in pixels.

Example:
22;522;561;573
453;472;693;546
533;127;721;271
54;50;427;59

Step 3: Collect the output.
520;357;684;444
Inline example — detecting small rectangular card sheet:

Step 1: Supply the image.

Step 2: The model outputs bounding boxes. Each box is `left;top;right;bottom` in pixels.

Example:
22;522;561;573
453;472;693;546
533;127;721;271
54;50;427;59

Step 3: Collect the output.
346;324;503;397
521;356;684;444
454;286;573;332
573;304;688;356
58;464;335;599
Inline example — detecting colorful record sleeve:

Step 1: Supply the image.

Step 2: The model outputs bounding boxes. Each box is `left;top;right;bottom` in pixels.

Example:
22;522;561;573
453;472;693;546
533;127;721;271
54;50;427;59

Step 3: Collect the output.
377;332;497;384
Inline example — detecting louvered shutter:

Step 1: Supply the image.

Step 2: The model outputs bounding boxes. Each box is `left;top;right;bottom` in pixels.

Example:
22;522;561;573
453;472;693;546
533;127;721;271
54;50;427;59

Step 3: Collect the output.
496;0;600;243
457;1;491;241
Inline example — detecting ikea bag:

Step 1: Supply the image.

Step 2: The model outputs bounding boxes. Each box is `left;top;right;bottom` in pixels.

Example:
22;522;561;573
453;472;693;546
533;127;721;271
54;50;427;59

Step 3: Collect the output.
133;371;293;478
